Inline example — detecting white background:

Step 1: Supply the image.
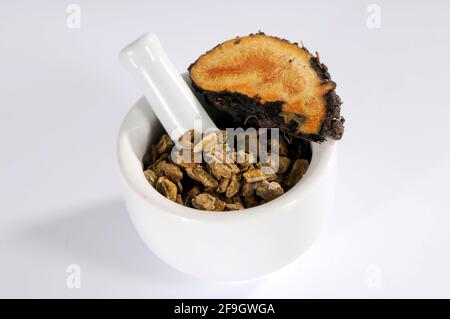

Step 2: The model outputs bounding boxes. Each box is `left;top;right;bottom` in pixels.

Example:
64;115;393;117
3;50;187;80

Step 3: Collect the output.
1;0;449;298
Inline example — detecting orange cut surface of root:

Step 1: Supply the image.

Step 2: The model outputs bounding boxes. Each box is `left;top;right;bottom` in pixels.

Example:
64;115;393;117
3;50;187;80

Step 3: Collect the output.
189;34;336;134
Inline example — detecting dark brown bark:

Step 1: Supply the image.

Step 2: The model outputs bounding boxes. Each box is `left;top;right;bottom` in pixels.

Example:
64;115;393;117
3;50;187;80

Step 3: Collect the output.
188;32;345;142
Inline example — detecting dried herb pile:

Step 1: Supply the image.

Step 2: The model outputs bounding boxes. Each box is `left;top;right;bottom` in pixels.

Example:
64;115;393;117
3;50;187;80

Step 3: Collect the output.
142;130;311;211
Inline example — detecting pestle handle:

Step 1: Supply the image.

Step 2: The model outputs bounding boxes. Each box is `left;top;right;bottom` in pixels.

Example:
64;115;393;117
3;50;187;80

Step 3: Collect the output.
119;33;217;141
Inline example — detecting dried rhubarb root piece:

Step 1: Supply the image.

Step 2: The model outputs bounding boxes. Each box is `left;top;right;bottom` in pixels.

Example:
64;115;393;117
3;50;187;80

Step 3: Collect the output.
189;32;344;142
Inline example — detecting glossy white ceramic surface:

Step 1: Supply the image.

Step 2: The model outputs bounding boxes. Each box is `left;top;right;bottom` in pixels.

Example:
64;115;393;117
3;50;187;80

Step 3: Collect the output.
119;33;217;141
117;88;337;281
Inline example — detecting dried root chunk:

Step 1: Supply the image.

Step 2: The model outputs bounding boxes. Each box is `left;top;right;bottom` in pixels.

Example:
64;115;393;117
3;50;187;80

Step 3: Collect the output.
189;185;202;195
215;199;226;211
256;180;284;201
193;132;218;152
277;157;291;174
176;194;184;205
208;162;232;179
236;150;255;171
184;186;201;207
177;129;199;150
192;193;225;211
154;161;183;183
185;166;218;188
226;196;244;210
211;194;227;211
217;178;230;193
147;145;158;165
225;174;242;198
255;162;277;178
153;144;159;159
265;174;278;182
273;174;284;185
269;137;288;157
206;144;235;164
189;33;344;142
233;196;243;204
192;193;215;210
155;177;178;202
241;181;257;197
244;195;259;208
285;159;309;188
226;202;244;211
227;163;241;174
156;134;173;155
172;149;198;169
143;169;158;186
142;153;153;169
177;181;184;193
149;153;169;171
225;203;243;210
157;153;169;163
243;168;268;183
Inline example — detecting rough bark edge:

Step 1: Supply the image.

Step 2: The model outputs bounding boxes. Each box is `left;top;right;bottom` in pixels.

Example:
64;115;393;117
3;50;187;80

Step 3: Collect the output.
188;32;345;143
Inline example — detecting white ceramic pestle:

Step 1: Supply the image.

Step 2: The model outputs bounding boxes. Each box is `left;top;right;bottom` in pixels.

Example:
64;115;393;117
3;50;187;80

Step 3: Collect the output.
119;33;217;142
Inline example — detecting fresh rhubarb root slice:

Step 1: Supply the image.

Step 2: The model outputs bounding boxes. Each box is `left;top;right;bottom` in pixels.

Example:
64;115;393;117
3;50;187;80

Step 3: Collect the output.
189;33;344;142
